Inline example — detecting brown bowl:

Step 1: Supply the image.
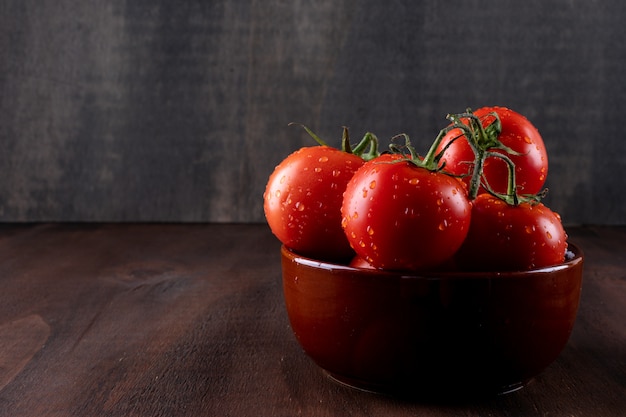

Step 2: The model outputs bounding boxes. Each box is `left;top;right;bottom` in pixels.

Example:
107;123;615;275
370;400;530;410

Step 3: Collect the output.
281;243;583;398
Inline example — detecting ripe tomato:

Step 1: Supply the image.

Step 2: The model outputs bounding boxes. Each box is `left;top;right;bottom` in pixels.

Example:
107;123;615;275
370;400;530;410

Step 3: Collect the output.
349;255;377;269
455;194;568;271
264;146;365;261
341;154;471;271
436;107;548;196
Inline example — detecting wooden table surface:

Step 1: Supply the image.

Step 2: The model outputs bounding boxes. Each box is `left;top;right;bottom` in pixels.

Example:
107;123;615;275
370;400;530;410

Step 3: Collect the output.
0;223;624;416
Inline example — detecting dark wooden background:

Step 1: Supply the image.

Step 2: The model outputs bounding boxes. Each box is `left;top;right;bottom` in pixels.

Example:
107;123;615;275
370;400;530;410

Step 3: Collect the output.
1;0;625;224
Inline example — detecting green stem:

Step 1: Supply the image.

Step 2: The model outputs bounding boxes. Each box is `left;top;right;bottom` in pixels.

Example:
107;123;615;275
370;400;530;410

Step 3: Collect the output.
341;126;352;153
361;133;380;161
289;123;380;161
468;148;485;200
352;132;379;160
484;151;519;205
421;127;451;168
289;122;329;146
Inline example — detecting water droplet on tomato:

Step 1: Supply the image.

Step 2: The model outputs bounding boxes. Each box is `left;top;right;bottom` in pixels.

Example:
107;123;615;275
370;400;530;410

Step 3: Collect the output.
523;136;532;144
436;198;444;206
362;188;368;198
314;167;322;173
409;178;420;185
275;190;281;198
295;202;305;211
280;175;286;184
525;225;535;234
438;220;448;231
318;156;329;163
352;212;359;220
332;170;341;177
369;180;377;189
359;240;366;248
546;231;552;239
367;226;374;236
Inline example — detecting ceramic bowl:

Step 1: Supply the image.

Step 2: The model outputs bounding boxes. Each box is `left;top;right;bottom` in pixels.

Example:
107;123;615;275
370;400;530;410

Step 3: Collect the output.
281;243;583;397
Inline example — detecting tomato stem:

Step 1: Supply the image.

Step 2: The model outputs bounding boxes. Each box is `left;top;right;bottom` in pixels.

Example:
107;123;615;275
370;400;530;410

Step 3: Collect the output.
289;123;380;161
444;111;491;199
389;127;458;172
483;151;547;205
289;122;329;146
484;151;519;205
444;110;543;205
422;128;451;169
351;131;380;161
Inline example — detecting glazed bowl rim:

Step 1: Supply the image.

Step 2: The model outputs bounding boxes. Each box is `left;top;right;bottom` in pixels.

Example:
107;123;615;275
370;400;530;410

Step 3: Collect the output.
281;242;583;280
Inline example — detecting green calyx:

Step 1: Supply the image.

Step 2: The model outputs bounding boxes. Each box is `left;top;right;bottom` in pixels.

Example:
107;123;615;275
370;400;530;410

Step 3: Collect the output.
442;109;543;206
387;130;451;172
341;127;380;161
289;123;380;161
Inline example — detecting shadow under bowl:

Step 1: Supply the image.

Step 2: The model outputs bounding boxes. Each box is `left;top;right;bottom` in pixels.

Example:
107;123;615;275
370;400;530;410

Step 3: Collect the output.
281;243;584;398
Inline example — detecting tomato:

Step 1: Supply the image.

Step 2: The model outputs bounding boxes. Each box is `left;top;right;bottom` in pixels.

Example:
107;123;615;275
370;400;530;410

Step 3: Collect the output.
436;107;548;196
349;256;376;269
455;194;568;271
341;154;471;271
264;146;365;261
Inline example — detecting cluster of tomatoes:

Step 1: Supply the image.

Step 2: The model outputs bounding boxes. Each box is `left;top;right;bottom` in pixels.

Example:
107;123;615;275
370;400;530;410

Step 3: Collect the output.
264;107;568;272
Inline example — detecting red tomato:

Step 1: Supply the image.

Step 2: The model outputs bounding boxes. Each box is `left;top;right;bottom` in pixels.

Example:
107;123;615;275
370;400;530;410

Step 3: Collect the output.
436;107;548;196
349;255;377;269
455;194;568;271
264;146;365;261
341;154;471;271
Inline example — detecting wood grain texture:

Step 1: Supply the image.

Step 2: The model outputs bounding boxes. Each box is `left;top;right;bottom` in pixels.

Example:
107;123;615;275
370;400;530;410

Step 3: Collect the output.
1;1;626;224
0;223;623;416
